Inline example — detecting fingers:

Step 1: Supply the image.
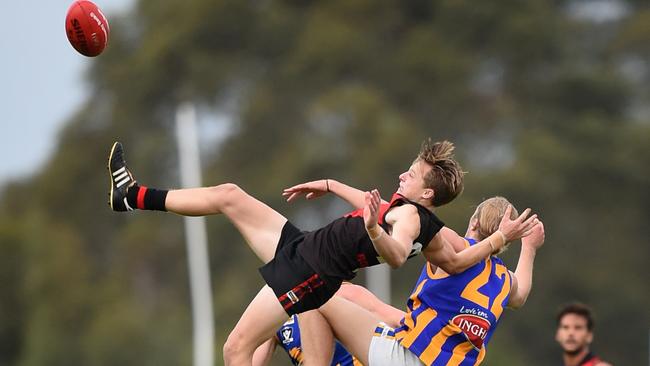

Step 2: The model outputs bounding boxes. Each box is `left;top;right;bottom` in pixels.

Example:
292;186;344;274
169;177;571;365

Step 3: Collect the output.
503;205;512;220
371;189;381;210
365;189;381;213
516;207;532;222
282;184;303;194
522;214;538;230
520;217;543;238
282;181;325;202
364;191;372;204
284;192;303;202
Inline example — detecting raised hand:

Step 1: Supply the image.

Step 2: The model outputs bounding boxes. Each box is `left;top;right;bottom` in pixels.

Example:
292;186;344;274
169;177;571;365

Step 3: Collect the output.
522;219;545;250
363;189;382;230
498;206;539;242
282;179;330;202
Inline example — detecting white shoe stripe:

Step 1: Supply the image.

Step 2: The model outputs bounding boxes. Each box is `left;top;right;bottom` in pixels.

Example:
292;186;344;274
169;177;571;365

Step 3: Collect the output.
114;171;129;183
112;166;126;176
116;176;131;188
123;197;134;211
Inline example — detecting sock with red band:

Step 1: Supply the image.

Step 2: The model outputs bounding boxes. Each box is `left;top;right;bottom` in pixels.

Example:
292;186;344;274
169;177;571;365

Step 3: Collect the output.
126;185;168;211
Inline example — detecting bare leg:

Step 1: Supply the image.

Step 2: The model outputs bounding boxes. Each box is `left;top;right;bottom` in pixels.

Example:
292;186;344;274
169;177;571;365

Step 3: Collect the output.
297;310;335;366
166;184;287;263
335;283;405;328
318;296;380;366
223;285;290;366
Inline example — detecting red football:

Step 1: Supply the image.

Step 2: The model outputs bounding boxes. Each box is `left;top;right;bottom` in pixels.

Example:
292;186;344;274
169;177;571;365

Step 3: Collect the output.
65;0;110;57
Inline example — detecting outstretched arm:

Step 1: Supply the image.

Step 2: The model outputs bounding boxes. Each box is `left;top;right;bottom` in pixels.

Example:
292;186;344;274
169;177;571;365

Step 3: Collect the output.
424;206;538;274
283;179;385;209
507;220;544;309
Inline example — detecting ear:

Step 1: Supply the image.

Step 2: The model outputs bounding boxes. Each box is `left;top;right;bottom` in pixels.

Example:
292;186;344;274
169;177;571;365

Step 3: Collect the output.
586;331;594;345
422;188;434;200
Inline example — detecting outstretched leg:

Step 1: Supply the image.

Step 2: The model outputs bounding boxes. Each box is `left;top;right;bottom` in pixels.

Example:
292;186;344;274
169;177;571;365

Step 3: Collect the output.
223;285;290;366
107;142;287;263
166;184;287;263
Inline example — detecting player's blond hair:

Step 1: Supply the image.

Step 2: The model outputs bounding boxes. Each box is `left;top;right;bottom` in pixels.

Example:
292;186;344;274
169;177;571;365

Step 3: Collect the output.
471;196;518;254
415;139;465;207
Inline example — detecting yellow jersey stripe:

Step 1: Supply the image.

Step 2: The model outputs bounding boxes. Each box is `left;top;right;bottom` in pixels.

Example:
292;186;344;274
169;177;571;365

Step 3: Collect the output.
474;346;486;365
400;278;428;332
419;323;462;365
398;307;438;348
447;341;475;366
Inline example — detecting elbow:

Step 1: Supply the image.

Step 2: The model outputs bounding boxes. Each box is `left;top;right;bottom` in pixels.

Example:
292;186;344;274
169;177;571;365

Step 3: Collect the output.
386;254;407;269
438;259;463;275
508;298;526;310
386;259;404;270
507;294;528;309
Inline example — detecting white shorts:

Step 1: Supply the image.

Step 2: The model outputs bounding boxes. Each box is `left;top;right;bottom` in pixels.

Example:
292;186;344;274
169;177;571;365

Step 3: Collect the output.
368;323;424;366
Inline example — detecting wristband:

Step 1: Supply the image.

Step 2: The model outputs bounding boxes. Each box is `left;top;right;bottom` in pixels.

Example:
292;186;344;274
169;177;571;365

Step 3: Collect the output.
368;227;383;241
488;239;496;253
495;230;507;244
487;230;506;253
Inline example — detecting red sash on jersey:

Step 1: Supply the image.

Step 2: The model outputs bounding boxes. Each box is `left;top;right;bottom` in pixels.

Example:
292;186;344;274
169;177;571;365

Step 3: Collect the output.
344;192;403;224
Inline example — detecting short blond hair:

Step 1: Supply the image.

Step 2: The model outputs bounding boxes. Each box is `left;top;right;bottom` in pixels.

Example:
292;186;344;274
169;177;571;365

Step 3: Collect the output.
471;197;518;254
415;139;465;207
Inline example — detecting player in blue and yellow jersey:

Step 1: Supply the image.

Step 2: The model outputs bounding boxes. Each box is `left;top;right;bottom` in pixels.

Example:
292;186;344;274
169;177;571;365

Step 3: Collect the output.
317;197;545;366
107;139;537;365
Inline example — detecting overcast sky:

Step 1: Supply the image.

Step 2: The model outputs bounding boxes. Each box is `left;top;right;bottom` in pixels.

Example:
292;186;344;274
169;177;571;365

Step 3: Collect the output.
0;0;133;185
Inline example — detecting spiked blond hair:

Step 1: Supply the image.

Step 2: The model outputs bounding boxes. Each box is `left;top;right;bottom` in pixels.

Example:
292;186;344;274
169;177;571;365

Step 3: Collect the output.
415;139;465;207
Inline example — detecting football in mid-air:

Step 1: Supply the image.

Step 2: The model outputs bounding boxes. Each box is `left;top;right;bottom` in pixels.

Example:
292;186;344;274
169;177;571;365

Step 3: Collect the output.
65;0;110;57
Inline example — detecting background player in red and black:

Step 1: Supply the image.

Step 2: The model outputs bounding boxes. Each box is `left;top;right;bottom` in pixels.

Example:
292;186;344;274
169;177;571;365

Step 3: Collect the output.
107;139;537;365
556;303;612;366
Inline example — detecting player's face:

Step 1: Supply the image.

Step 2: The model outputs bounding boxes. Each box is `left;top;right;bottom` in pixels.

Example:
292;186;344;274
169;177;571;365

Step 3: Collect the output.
397;160;433;202
555;314;593;354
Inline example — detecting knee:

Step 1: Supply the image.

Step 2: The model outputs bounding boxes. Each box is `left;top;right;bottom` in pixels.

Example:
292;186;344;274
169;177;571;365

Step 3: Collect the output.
223;331;253;364
208;183;243;210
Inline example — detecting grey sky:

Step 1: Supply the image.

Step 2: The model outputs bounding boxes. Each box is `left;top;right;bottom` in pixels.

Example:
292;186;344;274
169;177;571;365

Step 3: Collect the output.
0;0;133;185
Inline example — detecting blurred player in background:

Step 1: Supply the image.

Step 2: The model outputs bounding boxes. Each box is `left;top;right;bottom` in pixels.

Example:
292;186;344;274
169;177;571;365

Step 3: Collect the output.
556;303;612;366
315;197;545;365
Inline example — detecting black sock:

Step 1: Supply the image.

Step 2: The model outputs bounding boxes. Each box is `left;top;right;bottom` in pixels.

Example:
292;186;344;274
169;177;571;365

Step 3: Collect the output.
126;185;168;211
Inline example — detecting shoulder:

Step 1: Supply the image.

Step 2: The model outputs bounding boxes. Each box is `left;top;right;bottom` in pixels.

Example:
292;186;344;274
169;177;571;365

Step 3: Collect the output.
388;203;419;219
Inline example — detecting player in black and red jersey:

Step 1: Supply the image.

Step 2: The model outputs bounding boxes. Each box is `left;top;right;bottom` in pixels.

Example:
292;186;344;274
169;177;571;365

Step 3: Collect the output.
107;139;537;365
556;303;612;366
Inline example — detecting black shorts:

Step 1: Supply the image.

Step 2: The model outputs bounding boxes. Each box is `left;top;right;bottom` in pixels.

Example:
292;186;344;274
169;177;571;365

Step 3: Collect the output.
259;221;342;316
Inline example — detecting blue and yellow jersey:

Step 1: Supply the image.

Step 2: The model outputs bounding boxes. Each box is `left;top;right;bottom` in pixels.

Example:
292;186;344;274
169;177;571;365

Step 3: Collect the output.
277;315;363;366
394;238;512;366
